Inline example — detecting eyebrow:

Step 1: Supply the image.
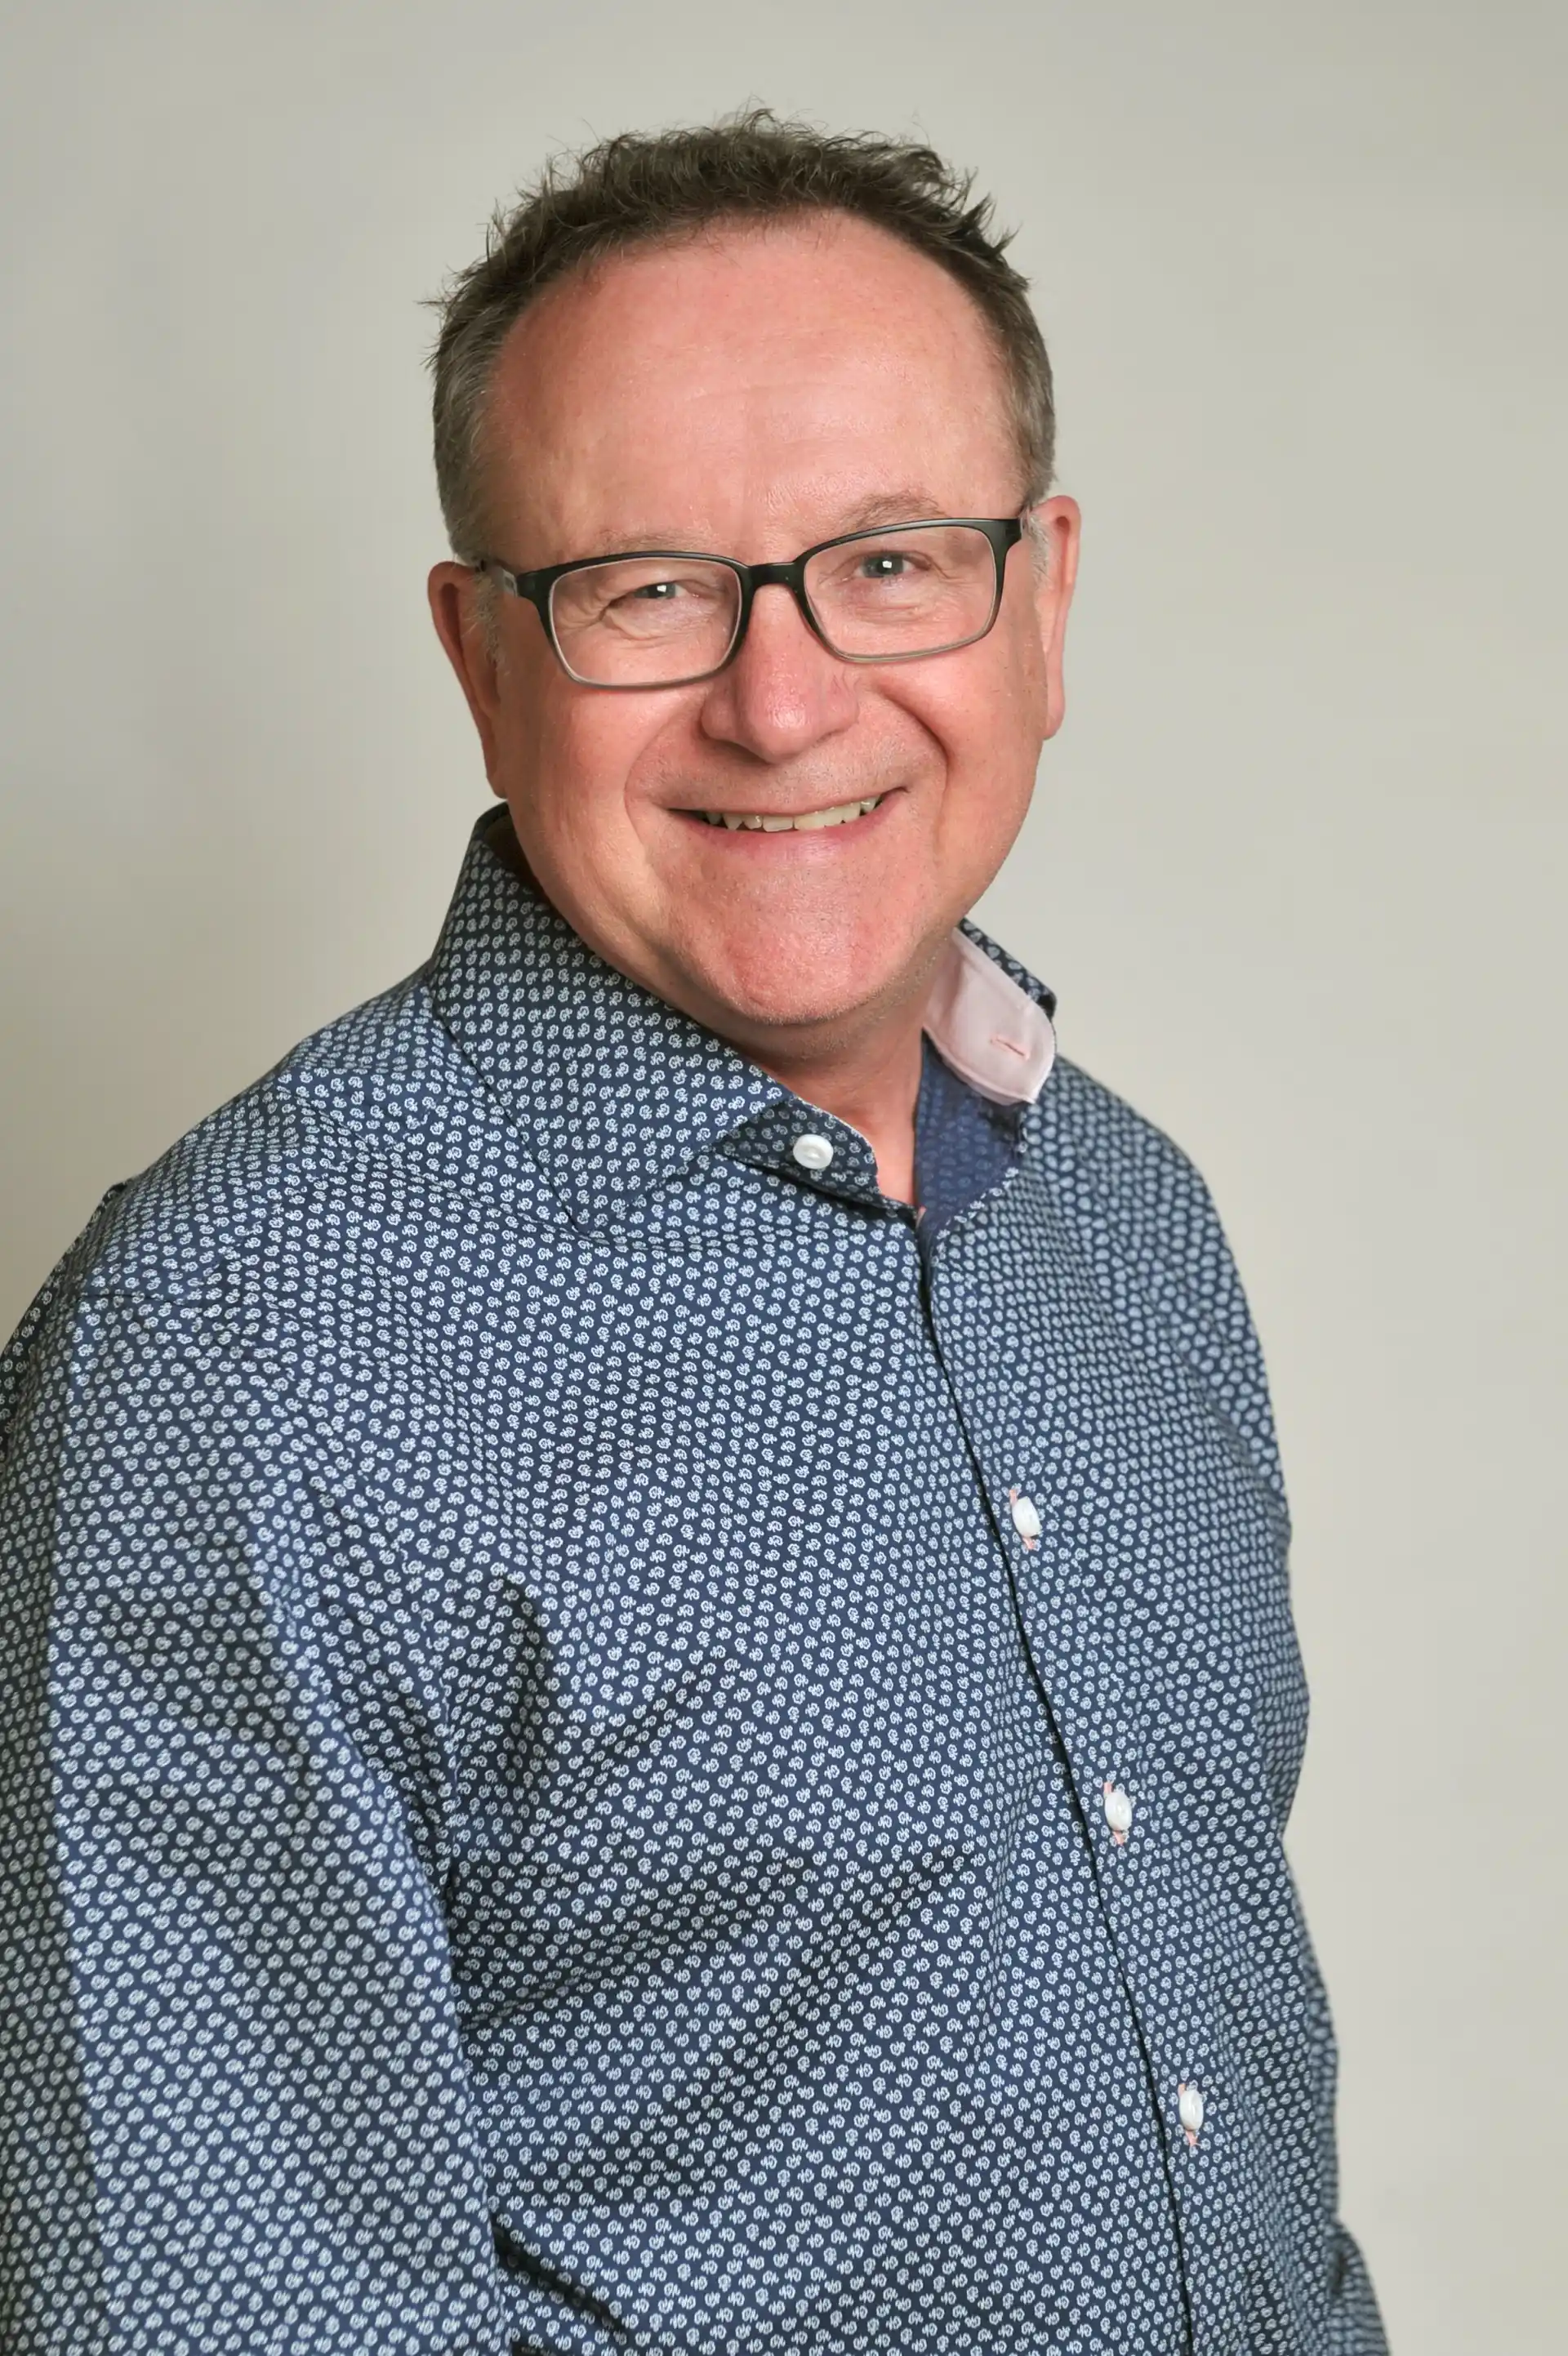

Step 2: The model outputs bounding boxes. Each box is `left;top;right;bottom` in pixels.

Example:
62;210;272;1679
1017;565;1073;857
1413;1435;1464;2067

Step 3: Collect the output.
582;494;960;561
831;491;954;532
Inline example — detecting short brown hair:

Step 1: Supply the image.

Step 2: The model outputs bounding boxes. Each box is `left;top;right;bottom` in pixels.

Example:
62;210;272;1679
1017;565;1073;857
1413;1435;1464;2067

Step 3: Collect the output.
429;108;1055;562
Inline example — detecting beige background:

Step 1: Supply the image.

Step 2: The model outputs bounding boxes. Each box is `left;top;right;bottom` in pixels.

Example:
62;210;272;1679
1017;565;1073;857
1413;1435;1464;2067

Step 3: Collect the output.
2;2;1564;2346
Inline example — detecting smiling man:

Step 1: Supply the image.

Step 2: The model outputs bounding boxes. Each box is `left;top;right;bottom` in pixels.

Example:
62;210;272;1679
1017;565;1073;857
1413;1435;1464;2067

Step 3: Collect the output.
0;115;1384;2356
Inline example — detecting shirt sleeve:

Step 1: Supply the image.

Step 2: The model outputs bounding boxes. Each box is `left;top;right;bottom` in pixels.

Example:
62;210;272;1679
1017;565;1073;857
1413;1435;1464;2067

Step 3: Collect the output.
0;1269;508;2356
1327;2222;1389;2352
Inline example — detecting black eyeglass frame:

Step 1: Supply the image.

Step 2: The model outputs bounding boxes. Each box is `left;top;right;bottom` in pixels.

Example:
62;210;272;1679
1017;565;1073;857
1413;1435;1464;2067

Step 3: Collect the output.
475;515;1027;689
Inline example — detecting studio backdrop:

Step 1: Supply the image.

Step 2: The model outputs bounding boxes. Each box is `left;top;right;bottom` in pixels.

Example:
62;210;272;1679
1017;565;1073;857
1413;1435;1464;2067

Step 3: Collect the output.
2;5;1564;2350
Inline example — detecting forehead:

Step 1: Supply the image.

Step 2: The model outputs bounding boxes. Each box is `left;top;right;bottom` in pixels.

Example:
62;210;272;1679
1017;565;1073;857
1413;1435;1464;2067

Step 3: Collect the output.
481;213;1022;553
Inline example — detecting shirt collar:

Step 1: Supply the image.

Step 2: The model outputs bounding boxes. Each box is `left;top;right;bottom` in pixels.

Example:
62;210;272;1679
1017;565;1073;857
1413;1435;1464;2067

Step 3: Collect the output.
425;808;1055;1218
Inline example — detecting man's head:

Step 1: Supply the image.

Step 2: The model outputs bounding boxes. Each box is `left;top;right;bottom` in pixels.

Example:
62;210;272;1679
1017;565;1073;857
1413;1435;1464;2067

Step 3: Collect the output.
428;113;1078;1068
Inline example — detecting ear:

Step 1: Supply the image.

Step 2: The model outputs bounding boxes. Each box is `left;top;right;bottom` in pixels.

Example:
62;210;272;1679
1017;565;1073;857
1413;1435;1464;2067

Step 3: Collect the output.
428;561;506;786
1028;495;1080;742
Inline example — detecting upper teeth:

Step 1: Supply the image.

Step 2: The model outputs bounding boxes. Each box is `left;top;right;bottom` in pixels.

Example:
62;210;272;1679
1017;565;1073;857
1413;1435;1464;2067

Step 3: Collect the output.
700;795;884;832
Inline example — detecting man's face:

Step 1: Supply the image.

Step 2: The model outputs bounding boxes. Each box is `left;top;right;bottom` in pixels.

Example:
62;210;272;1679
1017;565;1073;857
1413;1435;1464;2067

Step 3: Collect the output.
430;214;1078;1060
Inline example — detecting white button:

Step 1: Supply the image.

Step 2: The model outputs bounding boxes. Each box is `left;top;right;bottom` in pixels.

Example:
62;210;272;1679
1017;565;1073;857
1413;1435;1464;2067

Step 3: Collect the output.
791;1133;835;1172
1102;1782;1134;1839
1178;2082;1205;2141
1009;1490;1042;1543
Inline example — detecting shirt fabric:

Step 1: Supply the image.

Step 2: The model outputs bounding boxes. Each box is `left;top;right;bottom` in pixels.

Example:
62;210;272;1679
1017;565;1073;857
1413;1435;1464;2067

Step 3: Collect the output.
0;809;1387;2356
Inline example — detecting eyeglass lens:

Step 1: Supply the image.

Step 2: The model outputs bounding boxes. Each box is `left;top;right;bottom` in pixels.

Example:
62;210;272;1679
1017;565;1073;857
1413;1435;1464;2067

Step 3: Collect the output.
547;523;1002;686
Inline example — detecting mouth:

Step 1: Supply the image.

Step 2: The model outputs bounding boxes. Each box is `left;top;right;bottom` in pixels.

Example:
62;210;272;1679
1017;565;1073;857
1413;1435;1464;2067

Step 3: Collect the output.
685;792;889;834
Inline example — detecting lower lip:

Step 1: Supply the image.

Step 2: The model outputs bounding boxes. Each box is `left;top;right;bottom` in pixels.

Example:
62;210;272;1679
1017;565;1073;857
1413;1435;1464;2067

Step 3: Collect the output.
679;793;900;847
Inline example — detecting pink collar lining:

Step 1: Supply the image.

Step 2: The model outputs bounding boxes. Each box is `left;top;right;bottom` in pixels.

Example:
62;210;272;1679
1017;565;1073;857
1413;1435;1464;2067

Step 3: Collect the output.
923;929;1056;1108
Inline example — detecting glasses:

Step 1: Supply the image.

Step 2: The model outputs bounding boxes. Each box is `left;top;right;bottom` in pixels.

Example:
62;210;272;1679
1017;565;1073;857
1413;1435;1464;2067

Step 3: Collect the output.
477;516;1025;689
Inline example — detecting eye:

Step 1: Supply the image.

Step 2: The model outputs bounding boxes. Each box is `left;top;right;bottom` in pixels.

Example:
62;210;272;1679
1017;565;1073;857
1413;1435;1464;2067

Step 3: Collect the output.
858;551;911;579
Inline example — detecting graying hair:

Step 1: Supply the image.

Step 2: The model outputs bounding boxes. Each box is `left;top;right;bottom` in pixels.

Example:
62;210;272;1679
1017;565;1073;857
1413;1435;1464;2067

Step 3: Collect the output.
428;109;1055;570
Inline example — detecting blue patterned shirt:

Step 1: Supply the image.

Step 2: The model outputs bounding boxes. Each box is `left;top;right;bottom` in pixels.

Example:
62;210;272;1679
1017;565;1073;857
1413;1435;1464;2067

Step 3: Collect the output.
0;812;1385;2356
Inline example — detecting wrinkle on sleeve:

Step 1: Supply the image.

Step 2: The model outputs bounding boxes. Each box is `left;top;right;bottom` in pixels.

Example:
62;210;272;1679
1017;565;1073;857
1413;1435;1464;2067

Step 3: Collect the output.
1328;2223;1390;2354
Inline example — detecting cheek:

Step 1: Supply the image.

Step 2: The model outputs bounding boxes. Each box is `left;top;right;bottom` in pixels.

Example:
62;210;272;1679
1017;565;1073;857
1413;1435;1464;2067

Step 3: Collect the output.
502;670;672;849
988;596;1054;728
898;632;1049;799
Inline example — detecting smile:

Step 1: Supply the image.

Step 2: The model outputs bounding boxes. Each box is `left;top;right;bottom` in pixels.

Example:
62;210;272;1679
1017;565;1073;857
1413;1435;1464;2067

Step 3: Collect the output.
693;795;886;833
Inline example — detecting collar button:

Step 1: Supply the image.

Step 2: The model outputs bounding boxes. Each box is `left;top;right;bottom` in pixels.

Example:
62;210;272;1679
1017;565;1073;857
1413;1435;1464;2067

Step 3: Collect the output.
791;1133;835;1173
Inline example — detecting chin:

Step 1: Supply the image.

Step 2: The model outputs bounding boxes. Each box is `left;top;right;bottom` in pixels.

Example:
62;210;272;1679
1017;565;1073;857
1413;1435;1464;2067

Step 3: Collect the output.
675;917;924;1039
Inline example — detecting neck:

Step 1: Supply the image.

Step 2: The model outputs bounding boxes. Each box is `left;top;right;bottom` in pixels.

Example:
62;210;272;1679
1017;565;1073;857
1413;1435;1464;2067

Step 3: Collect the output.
752;1012;925;1205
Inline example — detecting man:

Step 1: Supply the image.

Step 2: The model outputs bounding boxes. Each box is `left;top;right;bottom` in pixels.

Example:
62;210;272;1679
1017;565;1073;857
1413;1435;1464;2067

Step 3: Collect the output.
0;113;1385;2356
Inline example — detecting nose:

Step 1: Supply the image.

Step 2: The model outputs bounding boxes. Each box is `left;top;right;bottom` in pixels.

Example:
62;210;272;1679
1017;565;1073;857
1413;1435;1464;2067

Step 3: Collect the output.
696;580;858;763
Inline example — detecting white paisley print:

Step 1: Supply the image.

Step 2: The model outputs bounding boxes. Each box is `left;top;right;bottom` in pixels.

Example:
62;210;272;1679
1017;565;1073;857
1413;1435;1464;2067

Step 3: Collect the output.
0;810;1386;2356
